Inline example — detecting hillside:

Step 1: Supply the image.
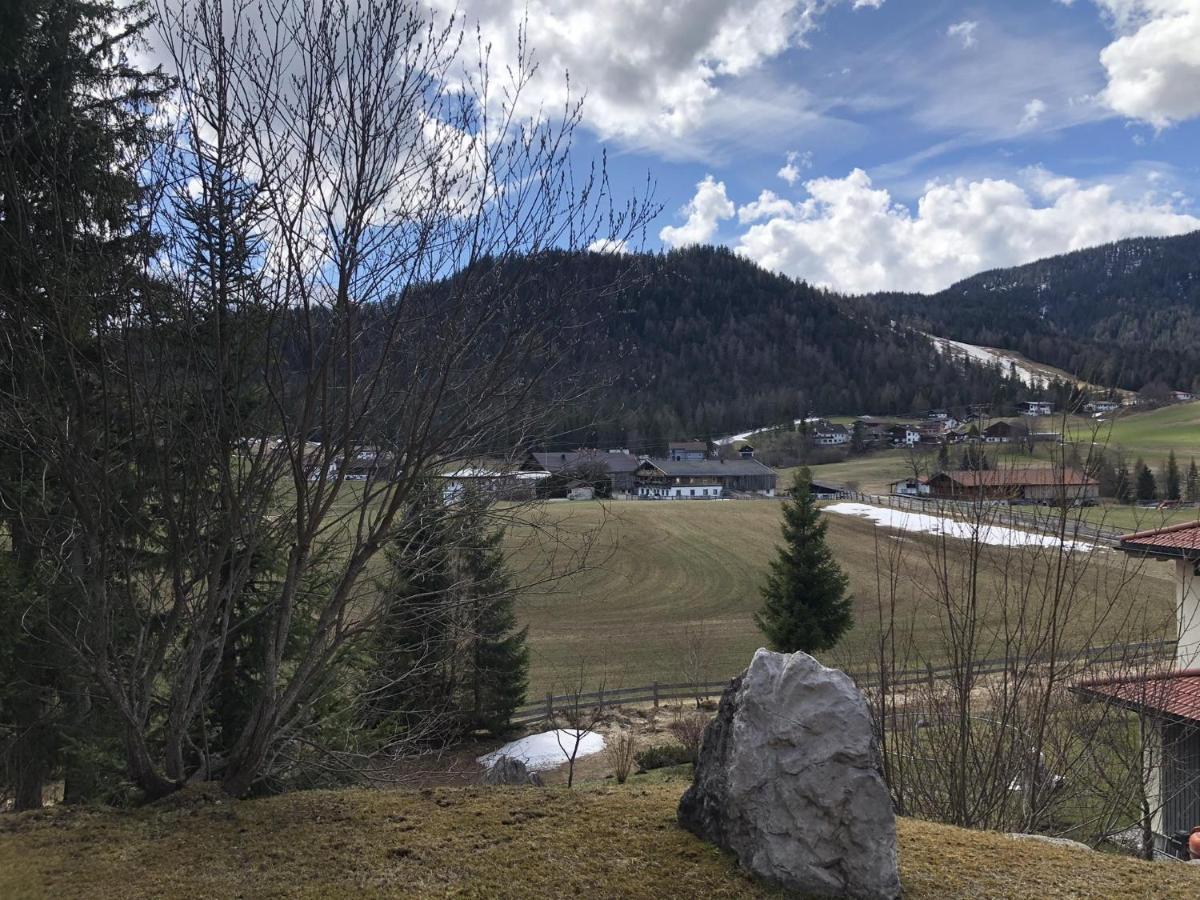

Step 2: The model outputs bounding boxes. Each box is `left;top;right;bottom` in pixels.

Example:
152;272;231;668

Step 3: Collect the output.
517;246;1046;448
3;781;1198;899
873;231;1200;395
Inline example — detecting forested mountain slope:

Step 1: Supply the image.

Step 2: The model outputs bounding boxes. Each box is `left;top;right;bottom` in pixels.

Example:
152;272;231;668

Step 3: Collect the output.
870;231;1200;395
534;246;1044;448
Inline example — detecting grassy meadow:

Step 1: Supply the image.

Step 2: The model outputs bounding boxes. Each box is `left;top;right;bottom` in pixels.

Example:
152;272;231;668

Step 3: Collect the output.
507;499;1176;695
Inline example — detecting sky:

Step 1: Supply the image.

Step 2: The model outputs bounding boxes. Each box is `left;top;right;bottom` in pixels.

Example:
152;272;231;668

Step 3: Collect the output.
444;0;1200;294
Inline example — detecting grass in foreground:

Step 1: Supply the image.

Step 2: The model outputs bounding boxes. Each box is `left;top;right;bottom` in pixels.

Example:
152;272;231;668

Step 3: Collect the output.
3;781;1198;899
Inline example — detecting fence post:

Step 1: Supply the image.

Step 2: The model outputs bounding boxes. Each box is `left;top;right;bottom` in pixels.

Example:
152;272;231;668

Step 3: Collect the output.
597;686;604;713
545;692;553;723
925;661;935;690
652;682;660;708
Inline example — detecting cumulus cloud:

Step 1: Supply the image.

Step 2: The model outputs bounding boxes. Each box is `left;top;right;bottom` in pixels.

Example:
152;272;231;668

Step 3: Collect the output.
433;1;883;147
731;167;1200;293
659;175;735;247
1019;98;1048;129
587;238;630;254
777;150;813;185
1094;0;1200;127
738;190;799;223
947;20;979;49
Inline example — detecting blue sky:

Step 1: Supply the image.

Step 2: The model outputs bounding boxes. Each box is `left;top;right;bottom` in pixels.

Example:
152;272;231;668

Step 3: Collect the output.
451;0;1200;293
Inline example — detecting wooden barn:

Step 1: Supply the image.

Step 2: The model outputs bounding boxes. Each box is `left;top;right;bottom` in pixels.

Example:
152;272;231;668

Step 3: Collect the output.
925;467;1099;502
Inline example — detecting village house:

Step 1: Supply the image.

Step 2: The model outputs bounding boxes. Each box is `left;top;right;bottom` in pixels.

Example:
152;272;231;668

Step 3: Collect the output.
925;467;1099;503
982;420;1027;443
635;453;777;499
1084;400;1120;414
1017;400;1054;417
523;449;639;497
436;466;549;503
809;479;851;500
668;440;709;461
1074;522;1200;855
890;476;930;497
811;421;850;446
888;424;921;446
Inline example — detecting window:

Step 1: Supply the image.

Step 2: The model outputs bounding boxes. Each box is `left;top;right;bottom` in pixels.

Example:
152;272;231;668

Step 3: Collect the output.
690;489;696;496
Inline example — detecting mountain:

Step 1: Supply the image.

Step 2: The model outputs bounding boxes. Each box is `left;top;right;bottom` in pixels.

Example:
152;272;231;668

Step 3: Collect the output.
870;231;1200;396
540;246;1048;449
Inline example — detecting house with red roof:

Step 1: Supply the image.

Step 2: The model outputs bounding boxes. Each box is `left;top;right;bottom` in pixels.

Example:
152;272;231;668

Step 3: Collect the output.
1074;521;1200;855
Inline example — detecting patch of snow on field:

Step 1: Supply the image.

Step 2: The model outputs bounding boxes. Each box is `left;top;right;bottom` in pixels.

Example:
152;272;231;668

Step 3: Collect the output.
477;729;605;772
823;503;1094;551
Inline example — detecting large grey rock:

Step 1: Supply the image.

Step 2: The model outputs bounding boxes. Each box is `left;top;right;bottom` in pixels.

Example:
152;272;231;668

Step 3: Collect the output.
481;754;544;787
678;649;900;899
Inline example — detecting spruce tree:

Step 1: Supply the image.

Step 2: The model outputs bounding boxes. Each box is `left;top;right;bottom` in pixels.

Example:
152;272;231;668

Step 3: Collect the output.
756;469;852;653
1114;460;1133;504
1135;458;1157;502
456;495;529;735
1187;459;1199;504
1166;450;1182;501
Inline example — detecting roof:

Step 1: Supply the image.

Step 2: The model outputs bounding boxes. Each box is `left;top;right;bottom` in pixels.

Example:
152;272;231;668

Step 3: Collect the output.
1075;669;1200;723
668;441;708;451
932;467;1097;488
528;451;640;474
1119;521;1200;558
637;458;777;477
813;423;848;434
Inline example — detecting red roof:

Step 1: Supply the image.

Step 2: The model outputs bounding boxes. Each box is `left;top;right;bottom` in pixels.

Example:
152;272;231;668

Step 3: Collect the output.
1119;521;1200;557
1076;669;1200;722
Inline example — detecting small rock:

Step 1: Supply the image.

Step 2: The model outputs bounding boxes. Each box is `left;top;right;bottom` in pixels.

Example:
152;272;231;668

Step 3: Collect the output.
678;649;900;900
481;755;544;787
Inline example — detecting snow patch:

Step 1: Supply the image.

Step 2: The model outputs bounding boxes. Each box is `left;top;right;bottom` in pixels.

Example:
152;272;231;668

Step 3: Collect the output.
477;729;605;772
823;503;1094;551
925;333;1051;389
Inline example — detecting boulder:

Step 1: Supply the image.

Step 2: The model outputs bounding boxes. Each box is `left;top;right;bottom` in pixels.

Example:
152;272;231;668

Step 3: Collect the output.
481;755;544;787
678;649;900;900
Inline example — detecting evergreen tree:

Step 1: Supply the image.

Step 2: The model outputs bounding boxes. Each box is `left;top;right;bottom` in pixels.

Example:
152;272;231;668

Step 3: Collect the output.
1187;459;1199;504
756;469;852;653
365;486;457;741
936;442;950;470
1166;450;1182;501
455;495;529;735
0;0;167;808
1114;459;1133;504
1134;458;1157;502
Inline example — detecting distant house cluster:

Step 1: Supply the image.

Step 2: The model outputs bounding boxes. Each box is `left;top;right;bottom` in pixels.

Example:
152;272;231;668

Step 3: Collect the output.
522;441;778;500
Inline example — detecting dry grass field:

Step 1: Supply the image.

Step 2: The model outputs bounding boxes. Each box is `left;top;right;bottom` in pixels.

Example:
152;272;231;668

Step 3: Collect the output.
507;499;1177;695
3;779;1197;900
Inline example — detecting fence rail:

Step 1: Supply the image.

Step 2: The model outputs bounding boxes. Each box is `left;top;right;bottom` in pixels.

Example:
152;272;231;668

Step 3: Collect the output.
511;638;1175;726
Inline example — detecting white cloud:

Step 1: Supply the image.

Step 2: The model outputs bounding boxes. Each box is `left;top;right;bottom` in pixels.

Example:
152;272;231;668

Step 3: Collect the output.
1019;98;1048;129
947;20;979;49
587;237;630;254
738;190;799;223
732;167;1200;293
435;1;883;148
659;175;735;247
1094;0;1200;127
777;150;813;185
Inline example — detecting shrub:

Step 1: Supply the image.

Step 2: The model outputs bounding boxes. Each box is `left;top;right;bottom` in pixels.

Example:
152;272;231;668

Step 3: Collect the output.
635;743;693;772
604;732;638;784
668;710;708;762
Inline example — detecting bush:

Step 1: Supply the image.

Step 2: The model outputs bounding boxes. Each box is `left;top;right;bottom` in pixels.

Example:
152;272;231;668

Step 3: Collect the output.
668;710;708;761
604;732;638;784
635;743;693;772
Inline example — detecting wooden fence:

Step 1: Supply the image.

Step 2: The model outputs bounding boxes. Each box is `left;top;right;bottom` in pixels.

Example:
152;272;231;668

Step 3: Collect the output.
511;638;1175;727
